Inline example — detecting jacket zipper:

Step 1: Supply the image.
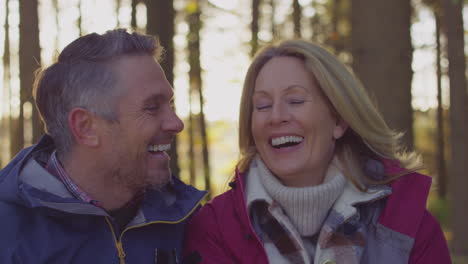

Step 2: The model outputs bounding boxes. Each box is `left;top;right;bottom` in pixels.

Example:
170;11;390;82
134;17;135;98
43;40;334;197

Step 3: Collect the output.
116;241;126;264
105;217;126;264
104;192;208;263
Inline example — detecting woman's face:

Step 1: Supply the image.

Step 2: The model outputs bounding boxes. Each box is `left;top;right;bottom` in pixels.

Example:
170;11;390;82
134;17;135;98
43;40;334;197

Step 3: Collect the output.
251;56;347;187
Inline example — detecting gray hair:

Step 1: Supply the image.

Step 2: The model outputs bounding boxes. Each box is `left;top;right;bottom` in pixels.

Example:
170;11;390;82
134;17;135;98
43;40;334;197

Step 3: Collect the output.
33;29;163;155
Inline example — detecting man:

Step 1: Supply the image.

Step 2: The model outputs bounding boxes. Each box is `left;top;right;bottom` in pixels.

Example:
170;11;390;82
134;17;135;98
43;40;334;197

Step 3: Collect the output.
0;29;206;263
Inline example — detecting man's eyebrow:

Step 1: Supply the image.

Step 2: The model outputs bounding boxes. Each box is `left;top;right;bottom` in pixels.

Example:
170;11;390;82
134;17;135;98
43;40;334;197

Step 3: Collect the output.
142;94;165;105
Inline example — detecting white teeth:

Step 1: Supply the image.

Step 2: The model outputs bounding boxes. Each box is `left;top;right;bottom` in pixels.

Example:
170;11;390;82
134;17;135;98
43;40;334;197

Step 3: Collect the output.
271;136;303;146
148;144;171;152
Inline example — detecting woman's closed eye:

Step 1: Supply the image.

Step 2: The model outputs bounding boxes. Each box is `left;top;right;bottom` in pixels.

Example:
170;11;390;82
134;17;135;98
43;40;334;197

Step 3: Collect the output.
253;97;273;111
255;104;272;111
288;99;305;105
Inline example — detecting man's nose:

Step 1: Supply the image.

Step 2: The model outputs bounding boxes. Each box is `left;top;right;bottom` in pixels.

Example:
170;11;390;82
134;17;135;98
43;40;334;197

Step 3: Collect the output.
163;108;184;134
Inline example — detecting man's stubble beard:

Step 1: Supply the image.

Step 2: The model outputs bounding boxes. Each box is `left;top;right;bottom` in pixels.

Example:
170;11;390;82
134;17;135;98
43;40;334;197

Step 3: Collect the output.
110;150;172;193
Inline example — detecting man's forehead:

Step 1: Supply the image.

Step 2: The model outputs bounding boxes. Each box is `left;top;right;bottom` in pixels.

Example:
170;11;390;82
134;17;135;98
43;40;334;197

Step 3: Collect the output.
111;55;170;91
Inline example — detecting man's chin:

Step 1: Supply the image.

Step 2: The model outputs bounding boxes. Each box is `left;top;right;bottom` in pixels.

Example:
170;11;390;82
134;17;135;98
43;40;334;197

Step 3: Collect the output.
146;171;172;190
118;170;172;193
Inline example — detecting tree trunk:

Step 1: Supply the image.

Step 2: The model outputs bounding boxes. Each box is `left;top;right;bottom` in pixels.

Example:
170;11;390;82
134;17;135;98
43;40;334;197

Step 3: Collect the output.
145;0;175;95
187;0;211;197
270;0;277;41
310;0;321;42
52;0;61;58
330;0;342;54
145;0;180;177
116;0;122;28
251;0;261;57
444;0;468;257
292;0;302;38
77;0;83;35
131;0;138;30
199;101;211;198
187;0;200;186
188;106;196;185
351;0;414;149
18;0;41;148
434;10;447;199
2;0;11;164
9;0;22;157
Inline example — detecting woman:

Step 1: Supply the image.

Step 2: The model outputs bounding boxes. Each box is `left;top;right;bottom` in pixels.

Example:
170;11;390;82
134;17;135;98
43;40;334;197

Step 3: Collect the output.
183;40;450;264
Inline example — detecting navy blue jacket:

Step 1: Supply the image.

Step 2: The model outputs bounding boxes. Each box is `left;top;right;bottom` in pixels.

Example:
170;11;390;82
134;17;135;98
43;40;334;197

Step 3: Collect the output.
0;136;207;264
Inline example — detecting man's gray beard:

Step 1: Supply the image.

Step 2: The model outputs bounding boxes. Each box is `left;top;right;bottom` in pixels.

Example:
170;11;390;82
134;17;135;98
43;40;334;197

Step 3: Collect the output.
111;164;172;193
110;149;173;193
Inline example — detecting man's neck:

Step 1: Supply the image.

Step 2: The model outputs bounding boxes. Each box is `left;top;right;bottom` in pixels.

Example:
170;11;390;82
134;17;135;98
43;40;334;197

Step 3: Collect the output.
61;153;137;211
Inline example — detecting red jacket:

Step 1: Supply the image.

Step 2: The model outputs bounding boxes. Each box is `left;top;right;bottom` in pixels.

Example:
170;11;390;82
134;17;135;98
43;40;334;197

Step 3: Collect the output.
184;165;451;264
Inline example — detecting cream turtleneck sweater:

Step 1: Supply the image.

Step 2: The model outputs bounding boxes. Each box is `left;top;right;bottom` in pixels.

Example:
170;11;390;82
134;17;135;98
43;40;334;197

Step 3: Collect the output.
256;156;346;236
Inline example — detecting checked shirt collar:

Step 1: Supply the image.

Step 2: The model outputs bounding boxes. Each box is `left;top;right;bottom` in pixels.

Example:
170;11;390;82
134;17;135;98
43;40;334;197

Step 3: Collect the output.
46;151;102;207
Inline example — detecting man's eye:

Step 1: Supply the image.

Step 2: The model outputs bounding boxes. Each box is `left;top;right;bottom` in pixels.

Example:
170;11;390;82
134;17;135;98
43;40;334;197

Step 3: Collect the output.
145;105;160;112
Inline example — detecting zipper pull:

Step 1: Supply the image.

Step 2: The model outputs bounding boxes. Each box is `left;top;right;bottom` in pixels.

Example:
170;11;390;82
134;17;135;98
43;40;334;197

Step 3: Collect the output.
116;241;126;264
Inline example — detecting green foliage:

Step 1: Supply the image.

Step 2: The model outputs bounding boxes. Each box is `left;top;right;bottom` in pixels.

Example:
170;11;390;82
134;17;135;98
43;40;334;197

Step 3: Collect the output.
178;117;239;196
413;109;451;193
186;1;198;14
427;194;450;229
415;109;451;227
452;255;468;264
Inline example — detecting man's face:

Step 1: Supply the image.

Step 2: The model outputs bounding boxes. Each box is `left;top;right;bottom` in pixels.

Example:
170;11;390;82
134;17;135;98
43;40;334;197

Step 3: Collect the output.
99;55;184;192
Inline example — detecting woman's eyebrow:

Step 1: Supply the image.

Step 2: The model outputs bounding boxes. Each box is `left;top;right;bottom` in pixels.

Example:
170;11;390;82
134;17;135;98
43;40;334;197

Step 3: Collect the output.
285;84;309;93
252;90;269;96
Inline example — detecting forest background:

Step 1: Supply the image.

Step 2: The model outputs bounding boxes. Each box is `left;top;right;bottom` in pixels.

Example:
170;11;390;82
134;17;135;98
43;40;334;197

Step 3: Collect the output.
0;0;467;261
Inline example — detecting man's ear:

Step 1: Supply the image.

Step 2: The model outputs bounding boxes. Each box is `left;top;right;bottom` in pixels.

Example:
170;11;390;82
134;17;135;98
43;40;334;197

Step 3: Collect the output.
333;118;348;140
68;108;100;147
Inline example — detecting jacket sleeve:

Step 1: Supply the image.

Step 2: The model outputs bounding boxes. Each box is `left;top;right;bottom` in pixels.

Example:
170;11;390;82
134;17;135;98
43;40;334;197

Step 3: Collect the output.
183;204;237;264
0;250;13;264
408;210;451;264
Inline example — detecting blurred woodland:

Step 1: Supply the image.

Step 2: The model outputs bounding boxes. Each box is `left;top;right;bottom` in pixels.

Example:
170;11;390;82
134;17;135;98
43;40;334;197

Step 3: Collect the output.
0;0;467;260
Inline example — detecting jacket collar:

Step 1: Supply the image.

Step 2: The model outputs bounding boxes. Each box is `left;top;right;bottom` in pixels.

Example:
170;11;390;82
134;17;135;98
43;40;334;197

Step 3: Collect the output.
326;181;391;231
128;177;207;225
1;135;208;223
0;135;53;205
233;160;432;264
234;163;392;231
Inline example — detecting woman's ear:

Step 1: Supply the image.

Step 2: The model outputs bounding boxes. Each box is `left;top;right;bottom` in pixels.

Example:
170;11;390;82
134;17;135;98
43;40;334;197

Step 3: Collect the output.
333;118;348;140
68;108;100;147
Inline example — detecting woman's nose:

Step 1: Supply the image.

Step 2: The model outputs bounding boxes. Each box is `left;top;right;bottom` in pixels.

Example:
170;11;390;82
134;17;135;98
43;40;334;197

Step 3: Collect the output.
269;102;291;125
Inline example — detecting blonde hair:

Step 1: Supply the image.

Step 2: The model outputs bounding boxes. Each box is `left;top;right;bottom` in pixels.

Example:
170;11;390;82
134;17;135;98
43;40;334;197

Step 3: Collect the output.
237;39;420;189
